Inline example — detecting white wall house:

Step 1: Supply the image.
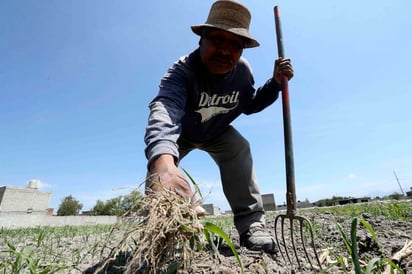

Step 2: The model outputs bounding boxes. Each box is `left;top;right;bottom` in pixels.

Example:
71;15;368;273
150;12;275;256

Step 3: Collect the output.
262;193;276;211
0;180;51;215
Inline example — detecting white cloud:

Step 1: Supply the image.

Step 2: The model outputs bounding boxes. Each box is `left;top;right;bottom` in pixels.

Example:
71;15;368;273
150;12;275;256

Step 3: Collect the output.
27;179;52;189
347;173;358;180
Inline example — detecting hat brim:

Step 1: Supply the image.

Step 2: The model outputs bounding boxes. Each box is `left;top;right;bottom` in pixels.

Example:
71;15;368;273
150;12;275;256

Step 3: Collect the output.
191;24;260;48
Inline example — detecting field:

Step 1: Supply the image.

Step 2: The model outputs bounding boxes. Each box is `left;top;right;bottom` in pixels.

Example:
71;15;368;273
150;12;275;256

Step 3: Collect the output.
0;200;411;273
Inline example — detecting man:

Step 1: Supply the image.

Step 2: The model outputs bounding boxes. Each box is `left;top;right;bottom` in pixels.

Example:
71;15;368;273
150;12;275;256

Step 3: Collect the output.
144;0;293;254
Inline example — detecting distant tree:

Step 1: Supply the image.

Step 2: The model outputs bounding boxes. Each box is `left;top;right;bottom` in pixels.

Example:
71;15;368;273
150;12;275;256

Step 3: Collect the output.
314;198;333;207
387;192;404;200
57;195;83;216
91;190;143;216
314;196;350;207
122;190;143;212
90;200;107;215
91;197;122;216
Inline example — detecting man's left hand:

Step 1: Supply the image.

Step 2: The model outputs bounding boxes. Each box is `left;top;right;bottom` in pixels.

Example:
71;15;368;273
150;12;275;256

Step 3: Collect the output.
274;57;294;85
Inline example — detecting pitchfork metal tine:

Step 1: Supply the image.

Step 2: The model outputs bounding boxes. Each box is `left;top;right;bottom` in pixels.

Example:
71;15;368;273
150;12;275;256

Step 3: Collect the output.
275;215;289;266
289;218;300;268
299;218;312;267
275;214;322;271
299;216;320;269
307;218;321;269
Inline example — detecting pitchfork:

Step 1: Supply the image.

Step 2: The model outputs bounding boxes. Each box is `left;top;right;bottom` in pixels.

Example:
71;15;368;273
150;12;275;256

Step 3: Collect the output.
273;6;322;271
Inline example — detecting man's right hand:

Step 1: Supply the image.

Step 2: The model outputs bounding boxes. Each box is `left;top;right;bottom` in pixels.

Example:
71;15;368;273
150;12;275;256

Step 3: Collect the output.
146;154;206;216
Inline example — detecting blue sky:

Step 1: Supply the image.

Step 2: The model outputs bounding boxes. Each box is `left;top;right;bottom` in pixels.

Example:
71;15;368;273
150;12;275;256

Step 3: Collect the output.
1;0;411;212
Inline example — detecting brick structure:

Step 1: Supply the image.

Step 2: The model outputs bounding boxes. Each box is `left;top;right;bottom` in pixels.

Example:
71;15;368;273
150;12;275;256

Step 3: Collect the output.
201;203;221;216
332;197;371;206
261;193;276;211
406;187;412;198
0;181;51;215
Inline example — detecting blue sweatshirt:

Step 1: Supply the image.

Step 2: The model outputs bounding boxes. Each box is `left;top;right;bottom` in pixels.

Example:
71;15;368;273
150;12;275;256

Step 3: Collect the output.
144;48;282;166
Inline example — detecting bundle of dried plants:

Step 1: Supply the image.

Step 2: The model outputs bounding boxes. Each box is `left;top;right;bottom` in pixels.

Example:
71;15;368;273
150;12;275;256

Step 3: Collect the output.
94;182;203;274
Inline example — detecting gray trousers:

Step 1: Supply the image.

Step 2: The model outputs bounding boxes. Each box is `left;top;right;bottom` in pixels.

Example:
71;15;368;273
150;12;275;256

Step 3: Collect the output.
178;125;265;234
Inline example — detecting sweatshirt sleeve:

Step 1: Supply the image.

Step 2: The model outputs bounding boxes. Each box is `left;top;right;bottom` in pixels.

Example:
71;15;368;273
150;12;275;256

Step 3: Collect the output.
144;62;188;169
243;77;282;115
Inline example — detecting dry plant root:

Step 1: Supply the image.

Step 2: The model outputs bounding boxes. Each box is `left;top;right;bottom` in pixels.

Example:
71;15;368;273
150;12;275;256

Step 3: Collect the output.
95;186;203;274
383;240;412;274
392;240;412;263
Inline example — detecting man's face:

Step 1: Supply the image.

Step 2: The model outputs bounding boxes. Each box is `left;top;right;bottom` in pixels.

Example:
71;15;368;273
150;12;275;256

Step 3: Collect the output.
199;29;245;75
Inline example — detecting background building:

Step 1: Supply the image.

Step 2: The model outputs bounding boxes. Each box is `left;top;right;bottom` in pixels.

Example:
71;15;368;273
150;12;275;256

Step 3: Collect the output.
262;193;276;211
0;180;51;215
406;187;412;198
201;203;221;216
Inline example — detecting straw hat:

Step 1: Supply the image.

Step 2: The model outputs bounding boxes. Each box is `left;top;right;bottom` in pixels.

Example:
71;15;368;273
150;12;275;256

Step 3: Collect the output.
191;0;259;48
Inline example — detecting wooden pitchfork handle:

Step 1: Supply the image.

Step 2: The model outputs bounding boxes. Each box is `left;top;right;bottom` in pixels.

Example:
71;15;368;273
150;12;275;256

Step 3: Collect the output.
274;6;297;217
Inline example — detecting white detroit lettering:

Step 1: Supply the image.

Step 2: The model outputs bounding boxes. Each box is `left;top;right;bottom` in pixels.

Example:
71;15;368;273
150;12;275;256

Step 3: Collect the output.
198;91;239;107
195;91;240;122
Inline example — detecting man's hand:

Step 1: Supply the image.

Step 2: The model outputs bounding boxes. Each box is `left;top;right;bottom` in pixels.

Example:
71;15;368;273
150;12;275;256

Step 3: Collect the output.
274;57;294;85
146;154;206;216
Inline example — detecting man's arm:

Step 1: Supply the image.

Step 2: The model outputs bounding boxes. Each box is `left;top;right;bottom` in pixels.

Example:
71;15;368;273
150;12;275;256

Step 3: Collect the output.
244;57;294;114
144;61;206;215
